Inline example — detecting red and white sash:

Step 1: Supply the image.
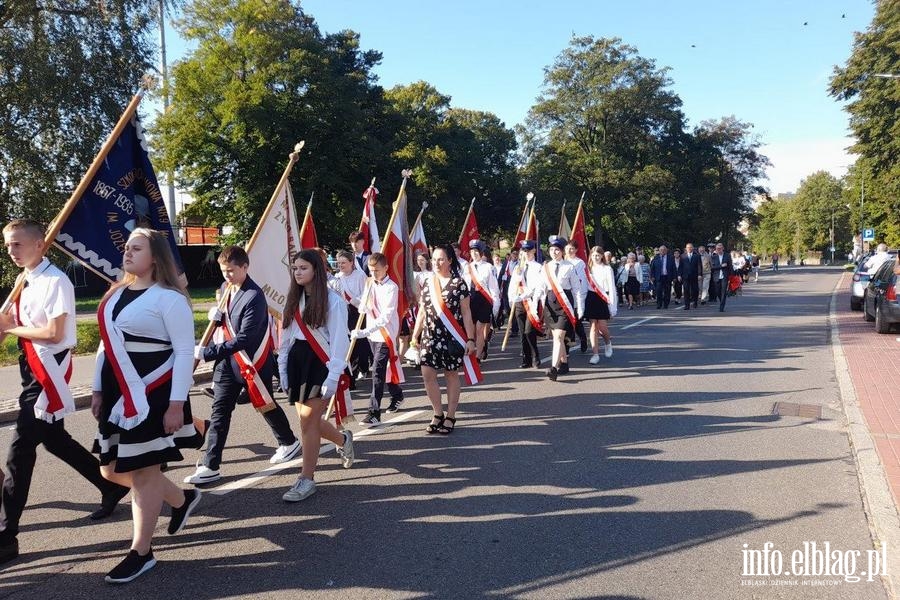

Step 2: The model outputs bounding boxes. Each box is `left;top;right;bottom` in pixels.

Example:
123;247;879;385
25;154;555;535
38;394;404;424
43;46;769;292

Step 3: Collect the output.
292;300;353;426
517;270;544;332
367;281;404;384
14;293;75;422
97;287;174;430
429;275;482;385
586;266;617;318
544;263;578;326
220;287;276;413
467;263;494;305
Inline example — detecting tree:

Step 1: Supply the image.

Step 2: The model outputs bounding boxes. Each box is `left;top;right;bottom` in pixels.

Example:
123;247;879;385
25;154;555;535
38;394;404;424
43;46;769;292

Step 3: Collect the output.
0;1;161;284
154;0;389;247
792;171;849;253
829;0;900;240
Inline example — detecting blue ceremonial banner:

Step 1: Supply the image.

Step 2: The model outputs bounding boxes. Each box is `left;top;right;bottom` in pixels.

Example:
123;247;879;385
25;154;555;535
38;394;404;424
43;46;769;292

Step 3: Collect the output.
54;114;181;281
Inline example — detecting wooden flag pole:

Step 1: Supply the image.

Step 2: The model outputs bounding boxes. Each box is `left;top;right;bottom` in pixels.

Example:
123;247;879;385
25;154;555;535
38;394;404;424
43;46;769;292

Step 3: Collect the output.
326;170;411;422
410;201;428;240
195;142;304;353
501;193;535;351
1;87;148;313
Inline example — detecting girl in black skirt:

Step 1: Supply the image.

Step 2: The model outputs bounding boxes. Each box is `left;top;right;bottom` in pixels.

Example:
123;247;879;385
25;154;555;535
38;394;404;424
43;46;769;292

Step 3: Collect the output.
585;246;618;364
91;229;203;583
278;249;354;503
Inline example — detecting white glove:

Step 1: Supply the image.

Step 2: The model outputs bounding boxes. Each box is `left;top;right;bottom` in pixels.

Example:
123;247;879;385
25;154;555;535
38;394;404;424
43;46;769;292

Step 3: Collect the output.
279;374;289;393
349;329;362;340
207;307;223;322
320;375;340;399
194;345;207;362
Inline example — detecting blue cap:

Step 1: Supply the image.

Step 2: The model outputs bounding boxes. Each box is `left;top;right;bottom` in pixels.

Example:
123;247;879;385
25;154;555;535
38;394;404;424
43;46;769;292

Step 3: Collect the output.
548;235;567;249
468;239;486;252
520;240;537;251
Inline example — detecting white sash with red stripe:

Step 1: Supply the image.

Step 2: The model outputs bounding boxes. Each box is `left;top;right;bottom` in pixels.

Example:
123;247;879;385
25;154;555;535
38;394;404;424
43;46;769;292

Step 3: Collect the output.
429;275;482;385
14;294;75;422
544;263;578;326
97;287;174;430
467;263;494;306
368;283;404;384
292;299;353;426
220;287;276;413
516;265;544;331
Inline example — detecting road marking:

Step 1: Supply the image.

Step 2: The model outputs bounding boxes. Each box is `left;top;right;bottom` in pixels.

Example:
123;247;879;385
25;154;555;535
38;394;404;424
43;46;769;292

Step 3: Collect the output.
621;316;658;330
209;409;426;496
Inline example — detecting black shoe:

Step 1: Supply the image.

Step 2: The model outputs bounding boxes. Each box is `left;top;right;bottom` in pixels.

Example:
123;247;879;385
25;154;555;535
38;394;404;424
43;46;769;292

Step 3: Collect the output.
547;367;558;381
202;387;214;400
558;362;570;375
361;412;381;425
519;362;530;369
533;361;542;369
385;396;404;413
168;489;202;535
579;338;587;353
0;539;19;566
105;548;156;584
90;485;130;520
235;389;250;405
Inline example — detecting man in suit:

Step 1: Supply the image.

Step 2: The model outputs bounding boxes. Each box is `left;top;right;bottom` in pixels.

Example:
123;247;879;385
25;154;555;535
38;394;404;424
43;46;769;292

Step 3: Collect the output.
681;242;703;310
349;231;371;276
710;243;733;312
186;246;300;484
649;245;676;309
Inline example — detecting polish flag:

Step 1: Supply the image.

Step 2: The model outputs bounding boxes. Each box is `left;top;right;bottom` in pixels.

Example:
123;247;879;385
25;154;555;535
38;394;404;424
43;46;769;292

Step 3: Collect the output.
359;181;381;253
570;198;589;263
457;198;479;260
382;174;416;316
299;200;318;249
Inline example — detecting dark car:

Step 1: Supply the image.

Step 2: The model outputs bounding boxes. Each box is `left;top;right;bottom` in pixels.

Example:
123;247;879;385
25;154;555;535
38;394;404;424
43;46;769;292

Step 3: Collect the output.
851;250;898;311
863;258;900;333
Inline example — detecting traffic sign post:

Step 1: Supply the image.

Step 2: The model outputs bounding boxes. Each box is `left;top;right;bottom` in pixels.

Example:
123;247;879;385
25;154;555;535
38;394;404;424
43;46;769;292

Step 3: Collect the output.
863;228;875;242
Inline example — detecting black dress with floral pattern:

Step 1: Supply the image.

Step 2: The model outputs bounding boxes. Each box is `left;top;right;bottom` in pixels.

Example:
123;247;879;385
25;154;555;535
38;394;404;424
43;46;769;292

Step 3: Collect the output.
420;275;470;371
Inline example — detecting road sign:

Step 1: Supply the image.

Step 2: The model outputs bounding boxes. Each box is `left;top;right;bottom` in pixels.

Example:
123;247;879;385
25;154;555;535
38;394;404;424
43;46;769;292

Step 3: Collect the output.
863;228;875;242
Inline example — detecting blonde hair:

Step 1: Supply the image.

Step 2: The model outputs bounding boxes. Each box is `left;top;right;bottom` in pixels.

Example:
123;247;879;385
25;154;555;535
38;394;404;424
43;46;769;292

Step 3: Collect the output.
102;228;189;302
588;245;607;268
2;219;44;240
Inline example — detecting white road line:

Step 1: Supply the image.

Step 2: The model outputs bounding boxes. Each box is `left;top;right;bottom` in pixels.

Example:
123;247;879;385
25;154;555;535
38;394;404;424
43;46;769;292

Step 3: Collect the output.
621;316;658;330
209;409;426;496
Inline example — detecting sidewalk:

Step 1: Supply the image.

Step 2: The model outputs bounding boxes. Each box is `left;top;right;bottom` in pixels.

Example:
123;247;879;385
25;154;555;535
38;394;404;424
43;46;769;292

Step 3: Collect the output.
0;354;213;423
835;276;900;508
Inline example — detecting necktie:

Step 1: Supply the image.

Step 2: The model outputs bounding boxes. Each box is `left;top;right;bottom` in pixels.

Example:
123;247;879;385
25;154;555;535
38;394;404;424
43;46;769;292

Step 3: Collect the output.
555;263;560;276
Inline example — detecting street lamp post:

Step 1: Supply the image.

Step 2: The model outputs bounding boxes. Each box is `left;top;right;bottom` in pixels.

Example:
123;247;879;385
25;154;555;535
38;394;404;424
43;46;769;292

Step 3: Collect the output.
830;208;835;265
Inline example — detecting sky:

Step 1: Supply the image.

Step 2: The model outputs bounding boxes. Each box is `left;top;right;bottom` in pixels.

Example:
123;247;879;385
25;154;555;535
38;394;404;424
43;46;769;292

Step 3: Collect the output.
163;0;875;196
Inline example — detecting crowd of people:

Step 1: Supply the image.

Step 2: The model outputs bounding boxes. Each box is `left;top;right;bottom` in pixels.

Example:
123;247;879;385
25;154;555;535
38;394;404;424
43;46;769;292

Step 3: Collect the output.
0;217;758;584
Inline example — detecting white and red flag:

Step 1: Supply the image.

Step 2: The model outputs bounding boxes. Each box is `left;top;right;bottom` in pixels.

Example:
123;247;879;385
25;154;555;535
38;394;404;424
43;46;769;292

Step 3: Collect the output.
409;202;429;258
382;171;416;317
457;197;479;261
359;179;381;253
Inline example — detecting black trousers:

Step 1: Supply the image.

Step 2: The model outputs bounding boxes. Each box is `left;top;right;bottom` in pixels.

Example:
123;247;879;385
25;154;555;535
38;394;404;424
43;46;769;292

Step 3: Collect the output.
513;303;540;366
347;305;372;377
655;276;672;307
684;276;699;307
204;364;297;471
369;341;402;414
714;279;728;311
0;352;121;543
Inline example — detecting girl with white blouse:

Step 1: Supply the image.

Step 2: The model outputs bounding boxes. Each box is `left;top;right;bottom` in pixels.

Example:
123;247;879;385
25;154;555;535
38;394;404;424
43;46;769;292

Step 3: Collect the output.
585;246;618;363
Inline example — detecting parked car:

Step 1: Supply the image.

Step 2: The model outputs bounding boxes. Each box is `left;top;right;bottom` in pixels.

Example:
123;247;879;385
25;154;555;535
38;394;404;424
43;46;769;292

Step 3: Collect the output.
863;258;900;333
851;250;897;311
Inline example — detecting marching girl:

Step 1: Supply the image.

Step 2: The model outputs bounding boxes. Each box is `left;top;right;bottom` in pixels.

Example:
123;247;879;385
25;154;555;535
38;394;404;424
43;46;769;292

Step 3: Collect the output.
411;244;477;434
533;235;585;381
463;240;500;361
91;228;203;583
330;250;370;382
585;246;618;364
278;249;354;502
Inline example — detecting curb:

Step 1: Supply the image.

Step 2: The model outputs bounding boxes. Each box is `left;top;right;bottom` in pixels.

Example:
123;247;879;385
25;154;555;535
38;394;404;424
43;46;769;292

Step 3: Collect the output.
0;367;214;426
830;272;900;599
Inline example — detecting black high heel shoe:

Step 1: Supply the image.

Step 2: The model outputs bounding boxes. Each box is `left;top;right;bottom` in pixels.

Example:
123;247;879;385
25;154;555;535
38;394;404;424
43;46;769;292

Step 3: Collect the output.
426;414;445;434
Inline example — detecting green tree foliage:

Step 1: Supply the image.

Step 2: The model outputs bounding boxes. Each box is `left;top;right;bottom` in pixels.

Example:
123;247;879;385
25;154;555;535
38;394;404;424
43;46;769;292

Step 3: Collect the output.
829;0;900;241
154;0;388;247
519;36;767;252
0;0;160;285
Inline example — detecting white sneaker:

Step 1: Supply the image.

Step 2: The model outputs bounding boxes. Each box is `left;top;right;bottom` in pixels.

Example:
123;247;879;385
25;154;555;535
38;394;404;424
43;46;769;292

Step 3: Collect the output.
270;440;301;464
336;430;355;469
589;354;600;365
605;342;613;358
183;465;220;485
283;477;316;502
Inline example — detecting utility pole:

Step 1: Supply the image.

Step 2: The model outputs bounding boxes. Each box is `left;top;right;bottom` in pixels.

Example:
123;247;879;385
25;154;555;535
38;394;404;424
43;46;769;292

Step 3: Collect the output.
158;1;178;237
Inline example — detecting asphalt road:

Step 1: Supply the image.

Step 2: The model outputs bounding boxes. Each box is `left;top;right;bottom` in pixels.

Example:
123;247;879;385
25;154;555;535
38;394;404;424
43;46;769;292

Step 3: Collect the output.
0;268;890;599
